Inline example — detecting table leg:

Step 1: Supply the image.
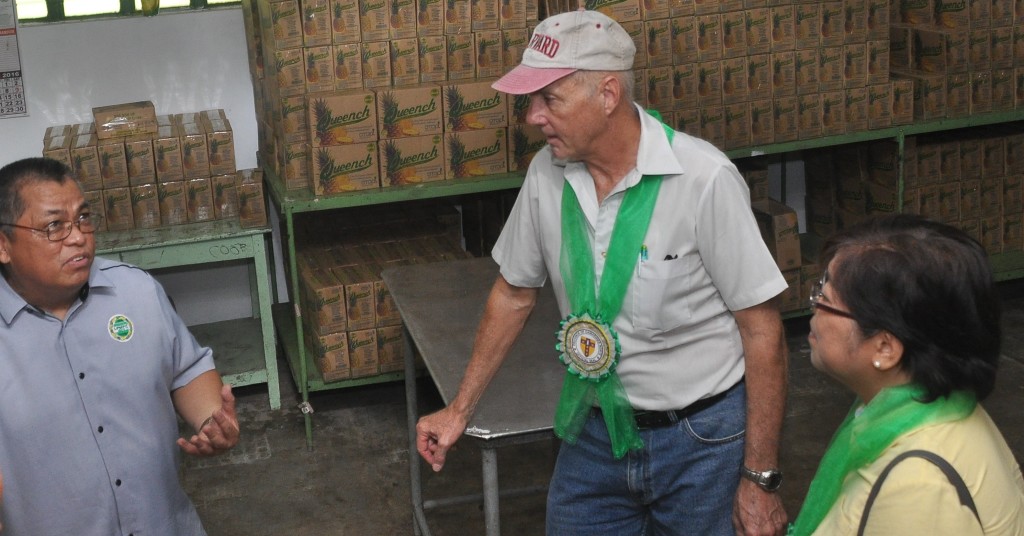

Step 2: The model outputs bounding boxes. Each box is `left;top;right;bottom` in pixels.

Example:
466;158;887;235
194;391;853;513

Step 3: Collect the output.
482;448;500;536
404;326;431;536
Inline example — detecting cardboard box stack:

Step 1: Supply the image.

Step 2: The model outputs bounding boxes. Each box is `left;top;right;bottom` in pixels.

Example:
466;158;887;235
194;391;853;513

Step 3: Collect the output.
295;201;470;381
42;104;268;233
242;0;543;196
800;122;1024;261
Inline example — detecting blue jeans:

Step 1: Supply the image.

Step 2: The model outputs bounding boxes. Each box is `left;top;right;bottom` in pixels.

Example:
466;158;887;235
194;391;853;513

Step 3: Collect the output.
546;381;747;536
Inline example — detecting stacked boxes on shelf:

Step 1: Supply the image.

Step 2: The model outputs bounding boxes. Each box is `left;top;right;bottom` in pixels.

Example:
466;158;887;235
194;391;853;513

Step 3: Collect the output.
802;122;1024;260
41;102;269;232
241;0;542;195
295;201;471;381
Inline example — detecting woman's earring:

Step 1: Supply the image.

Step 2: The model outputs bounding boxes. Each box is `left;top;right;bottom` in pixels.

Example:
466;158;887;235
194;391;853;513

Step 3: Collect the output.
873;361;882;369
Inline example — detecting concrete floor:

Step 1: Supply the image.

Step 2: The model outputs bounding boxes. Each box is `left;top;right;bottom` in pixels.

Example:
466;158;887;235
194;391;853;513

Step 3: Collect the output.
181;280;1024;536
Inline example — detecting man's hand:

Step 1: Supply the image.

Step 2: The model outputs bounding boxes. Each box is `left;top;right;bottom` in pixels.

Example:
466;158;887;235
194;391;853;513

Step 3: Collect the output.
177;384;240;457
416;406;469;472
733;479;788;536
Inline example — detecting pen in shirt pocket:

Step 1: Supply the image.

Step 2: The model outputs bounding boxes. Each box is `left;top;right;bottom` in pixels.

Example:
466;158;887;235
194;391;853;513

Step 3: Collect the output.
640;244;648;263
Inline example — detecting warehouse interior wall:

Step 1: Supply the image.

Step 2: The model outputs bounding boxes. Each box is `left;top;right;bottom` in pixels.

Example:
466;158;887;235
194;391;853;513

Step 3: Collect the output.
0;7;289;326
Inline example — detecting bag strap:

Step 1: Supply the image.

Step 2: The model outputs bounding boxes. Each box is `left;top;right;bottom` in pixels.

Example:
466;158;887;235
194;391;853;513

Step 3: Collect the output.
857;449;981;536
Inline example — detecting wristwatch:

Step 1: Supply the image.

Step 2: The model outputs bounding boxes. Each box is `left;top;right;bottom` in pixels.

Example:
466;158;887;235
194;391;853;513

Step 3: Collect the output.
740;466;783;492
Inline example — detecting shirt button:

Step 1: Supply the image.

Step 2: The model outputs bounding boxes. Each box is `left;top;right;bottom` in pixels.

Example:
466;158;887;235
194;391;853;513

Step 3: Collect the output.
115;479;122;486
97;426;104;433
79;372;85;379
601;251;607;258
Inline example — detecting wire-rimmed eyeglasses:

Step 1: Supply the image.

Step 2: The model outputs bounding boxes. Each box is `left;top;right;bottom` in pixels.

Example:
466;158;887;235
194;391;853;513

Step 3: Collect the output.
0;213;97;242
809;271;857;320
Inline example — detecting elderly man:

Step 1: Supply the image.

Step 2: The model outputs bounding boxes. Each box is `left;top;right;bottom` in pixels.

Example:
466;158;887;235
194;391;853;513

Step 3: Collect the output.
0;157;239;535
416;8;789;536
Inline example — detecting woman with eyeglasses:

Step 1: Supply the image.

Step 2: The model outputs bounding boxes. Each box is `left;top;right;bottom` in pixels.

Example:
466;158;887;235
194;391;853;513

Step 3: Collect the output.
788;214;1024;536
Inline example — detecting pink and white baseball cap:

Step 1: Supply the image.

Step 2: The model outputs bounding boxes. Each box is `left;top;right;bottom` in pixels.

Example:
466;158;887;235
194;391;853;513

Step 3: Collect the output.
491;9;636;95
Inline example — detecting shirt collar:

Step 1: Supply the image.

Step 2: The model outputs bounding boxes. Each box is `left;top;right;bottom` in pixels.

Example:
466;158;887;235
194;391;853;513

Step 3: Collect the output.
0;257;114;324
563;103;687;201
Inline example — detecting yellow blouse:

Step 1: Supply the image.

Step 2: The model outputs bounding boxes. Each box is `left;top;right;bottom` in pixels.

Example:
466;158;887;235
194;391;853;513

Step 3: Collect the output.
813;406;1024;536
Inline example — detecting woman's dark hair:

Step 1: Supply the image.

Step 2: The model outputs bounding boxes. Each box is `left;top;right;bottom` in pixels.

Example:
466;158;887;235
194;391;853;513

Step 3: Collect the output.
0;157;75;237
820;214;1001;401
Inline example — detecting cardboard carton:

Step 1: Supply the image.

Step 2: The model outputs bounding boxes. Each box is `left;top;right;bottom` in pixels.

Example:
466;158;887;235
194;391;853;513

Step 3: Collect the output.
273;48;307;97
442;80;506;131
794;49;819;95
376;325;405;373
301;268;348;334
129;184;161;229
794;3;820;49
386;37;418;87
97;137;130;189
646;18;674;67
587;0;641;23
332;264;377;331
361;40;393;88
158;181;188;226
445;33;476;81
348;328;380;378
444;129;507;179
70;134;103;192
961;179;981;219
818;46;844;92
333;43;364;90
695;14;723;61
770;5;796;51
845;87;868;133
309;330;351;382
237;169;270;228
979;177;1003;216
474;30;504;79
359;0;390;41
980;214;1002;255
103;187;135;232
280;142;311;191
1004;212;1023;252
720;11;747;59
749;99;774;146
93;101;157;140
753;199;801;270
310;143;380;194
330;0;361;44
866;84;892;130
772;96;798;142
747;53;772;101
211;174;240;220
797;93;822;139
308;90;378;147
470;0;499;31
43;135;73;171
700;105;726;148
186;177;215;223
1005;174;1023;214
379;135;446;186
696;61;723;106
744;9;770;55
125;135;156;185
443;0;470;35
419;36;448;83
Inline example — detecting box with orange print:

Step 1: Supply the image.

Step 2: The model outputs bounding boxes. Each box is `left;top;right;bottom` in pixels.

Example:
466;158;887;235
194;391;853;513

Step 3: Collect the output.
444;129;507;179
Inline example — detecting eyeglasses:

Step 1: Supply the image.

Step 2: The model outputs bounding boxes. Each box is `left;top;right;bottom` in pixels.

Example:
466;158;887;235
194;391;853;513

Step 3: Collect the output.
809;271;857;320
0;213;97;242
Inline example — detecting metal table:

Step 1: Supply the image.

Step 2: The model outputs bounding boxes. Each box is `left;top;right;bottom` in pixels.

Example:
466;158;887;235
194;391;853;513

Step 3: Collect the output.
382;257;564;536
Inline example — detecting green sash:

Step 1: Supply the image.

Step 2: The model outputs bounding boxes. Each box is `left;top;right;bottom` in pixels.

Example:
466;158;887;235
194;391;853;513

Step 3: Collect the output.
555;118;674;459
787;384;976;535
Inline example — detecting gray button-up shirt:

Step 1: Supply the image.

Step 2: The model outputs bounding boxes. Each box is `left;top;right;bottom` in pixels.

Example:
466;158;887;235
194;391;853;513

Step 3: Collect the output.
0;257;213;535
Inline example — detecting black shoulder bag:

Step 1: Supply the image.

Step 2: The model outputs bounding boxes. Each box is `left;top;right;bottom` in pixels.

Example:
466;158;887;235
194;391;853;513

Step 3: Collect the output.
858;449;982;536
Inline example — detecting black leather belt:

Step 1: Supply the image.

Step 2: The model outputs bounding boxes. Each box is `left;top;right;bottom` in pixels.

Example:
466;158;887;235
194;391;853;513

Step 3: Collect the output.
595;379;742;430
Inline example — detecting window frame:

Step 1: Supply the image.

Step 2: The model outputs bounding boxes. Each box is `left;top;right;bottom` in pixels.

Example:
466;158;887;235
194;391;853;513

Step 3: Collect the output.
16;0;241;23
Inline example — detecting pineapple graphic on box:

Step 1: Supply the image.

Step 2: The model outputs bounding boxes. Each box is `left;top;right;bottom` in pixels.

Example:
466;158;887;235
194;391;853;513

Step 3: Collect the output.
382;139;422;185
101;152;113;180
125;146;139;177
446;0;459;23
648;27;659;58
390;0;402;28
418;0;431;24
444;85;492;131
209;138;224;166
313;98;353;145
333;1;347;31
380;91;420;138
307;51;320;83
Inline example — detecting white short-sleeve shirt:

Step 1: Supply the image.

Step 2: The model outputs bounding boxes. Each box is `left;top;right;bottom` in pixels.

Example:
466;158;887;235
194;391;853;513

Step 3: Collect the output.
492;104;787;410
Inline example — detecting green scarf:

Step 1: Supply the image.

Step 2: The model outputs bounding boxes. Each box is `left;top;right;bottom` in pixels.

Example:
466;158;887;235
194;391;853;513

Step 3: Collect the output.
788;384;977;536
554;119;674;459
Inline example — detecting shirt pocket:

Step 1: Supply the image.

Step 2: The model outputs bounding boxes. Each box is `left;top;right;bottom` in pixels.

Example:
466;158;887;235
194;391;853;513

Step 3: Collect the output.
632;257;693;330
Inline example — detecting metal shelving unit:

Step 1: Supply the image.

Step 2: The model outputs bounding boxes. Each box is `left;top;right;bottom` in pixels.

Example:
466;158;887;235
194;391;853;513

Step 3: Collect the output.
96;219;280;410
267;109;1024;445
263;169;526;445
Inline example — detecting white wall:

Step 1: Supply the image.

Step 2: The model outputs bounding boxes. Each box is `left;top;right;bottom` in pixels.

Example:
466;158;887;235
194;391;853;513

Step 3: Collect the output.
0;7;270;326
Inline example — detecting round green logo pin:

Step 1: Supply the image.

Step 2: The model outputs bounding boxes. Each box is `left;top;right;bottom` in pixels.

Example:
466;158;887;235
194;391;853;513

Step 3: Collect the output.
108;314;134;342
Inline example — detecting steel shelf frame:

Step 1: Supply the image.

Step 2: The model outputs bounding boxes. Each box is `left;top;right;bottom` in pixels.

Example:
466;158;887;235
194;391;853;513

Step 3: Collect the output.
96;219;280;410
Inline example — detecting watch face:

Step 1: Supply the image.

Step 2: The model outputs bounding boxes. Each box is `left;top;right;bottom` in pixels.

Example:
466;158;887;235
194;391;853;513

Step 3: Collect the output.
763;471;783;491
